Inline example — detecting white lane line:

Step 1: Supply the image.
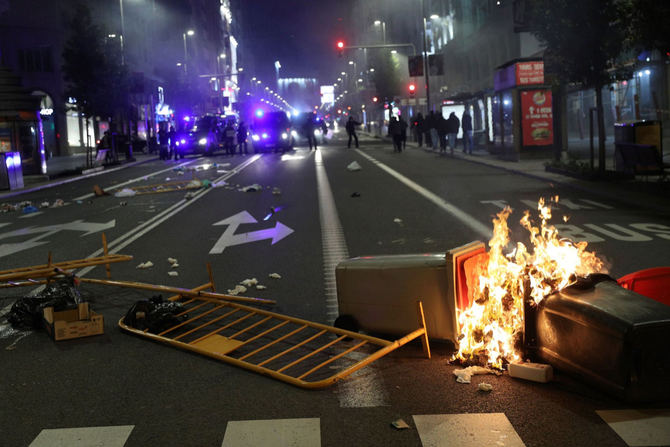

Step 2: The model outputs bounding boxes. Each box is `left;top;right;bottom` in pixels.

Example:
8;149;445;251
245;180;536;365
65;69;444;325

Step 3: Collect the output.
413;413;526;447
597;409;670;446
29;425;135;447
74;155;261;278
73;159;197;201
221;418;320;447
19;211;44;218
355;150;492;239
314;149;389;408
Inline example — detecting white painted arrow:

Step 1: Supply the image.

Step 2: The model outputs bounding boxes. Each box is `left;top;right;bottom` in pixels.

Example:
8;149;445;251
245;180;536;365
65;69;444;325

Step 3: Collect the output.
209;211;294;254
0;219;116;241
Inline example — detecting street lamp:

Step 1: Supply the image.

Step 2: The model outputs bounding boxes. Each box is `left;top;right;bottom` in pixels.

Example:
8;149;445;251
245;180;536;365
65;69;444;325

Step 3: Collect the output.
119;0;125;64
373;20;386;44
421;0;432;113
182;29;195;75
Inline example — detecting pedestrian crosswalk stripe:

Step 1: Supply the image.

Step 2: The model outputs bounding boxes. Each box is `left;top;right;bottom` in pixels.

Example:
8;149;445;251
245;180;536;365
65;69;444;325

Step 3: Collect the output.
413;413;525;447
29;425;134;447
597;409;670;446
221;418;320;447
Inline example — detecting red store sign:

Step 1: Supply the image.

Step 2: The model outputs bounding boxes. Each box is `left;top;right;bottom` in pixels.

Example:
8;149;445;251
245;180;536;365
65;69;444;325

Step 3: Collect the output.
516;61;544;85
521;89;553;146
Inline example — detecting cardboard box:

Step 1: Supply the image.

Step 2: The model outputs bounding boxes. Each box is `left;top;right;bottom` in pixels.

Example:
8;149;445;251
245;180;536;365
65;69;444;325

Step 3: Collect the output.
43;302;104;341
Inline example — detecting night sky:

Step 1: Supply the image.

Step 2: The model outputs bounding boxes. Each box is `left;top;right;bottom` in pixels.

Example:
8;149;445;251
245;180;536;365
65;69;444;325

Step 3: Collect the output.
238;0;349;84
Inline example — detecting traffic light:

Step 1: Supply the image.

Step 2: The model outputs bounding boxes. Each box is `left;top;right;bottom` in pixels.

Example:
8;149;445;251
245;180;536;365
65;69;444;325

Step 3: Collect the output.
408;83;416;97
337;41;344;57
372;96;378;103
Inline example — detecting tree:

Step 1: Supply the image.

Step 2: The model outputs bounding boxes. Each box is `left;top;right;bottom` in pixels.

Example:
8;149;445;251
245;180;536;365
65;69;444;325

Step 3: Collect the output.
62;2;129;156
526;0;630;172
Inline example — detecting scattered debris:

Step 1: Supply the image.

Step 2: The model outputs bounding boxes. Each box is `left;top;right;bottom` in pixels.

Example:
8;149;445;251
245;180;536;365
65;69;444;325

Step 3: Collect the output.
423;237;436;244
167;257;178;265
114;188;137;197
256;285;267;290
22;205;39;214
240;278;258;287
453;366;497;384
478;382;493;392
347;161;362;171
227;285;247;295
93;185;109;196
269;273;281;279
350;192;361;198
167;271;179;277
391;419;410;430
272;187;282;195
170;263;179;268
52;199;65;207
184;192;196;200
123;295;187;333
239;183;262;192
391;238;406;245
40;201;50;208
186;179;202;188
393;217;403;224
119;201;127;206
508;362;553;383
136;261;154;269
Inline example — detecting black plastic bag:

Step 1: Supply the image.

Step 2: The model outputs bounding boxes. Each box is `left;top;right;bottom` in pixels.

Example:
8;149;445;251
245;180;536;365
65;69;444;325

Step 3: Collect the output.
6;275;82;330
123;295;187;334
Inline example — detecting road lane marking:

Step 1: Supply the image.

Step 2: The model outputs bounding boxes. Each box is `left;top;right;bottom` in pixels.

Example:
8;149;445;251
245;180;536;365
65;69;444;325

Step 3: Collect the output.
355;150;491;239
29;425;135;447
221;418;320;447
413;413;526;447
70;155;262;278
209;210;294;253
597;409;670;446
315;149;389;408
73;159;197;201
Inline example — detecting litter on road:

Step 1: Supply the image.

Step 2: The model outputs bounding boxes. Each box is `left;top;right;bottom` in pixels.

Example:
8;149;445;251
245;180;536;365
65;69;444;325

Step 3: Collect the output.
114;188;137;197
478;382;493;392
168;271;179;277
239;183;262;192
346;161;362;171
391;419;410;430
269;273;281;279
453;366;497;384
136;261;154;269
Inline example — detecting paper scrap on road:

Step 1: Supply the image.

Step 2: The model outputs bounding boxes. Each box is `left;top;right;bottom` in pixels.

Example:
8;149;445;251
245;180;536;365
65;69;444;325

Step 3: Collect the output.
114;188;137;197
453;366;496;384
239;183;262;192
241;278;258;287
391;419;410;430
227;285;248;296
478;382;493;392
269;273;281;279
167;257;178;265
168;271;178;277
347;161;362;171
272;187;282;195
256;285;267;290
136;261;154;269
393;217;403;224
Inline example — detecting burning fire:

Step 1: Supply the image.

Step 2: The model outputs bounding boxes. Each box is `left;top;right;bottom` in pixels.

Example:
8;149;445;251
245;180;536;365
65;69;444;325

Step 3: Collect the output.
454;197;605;369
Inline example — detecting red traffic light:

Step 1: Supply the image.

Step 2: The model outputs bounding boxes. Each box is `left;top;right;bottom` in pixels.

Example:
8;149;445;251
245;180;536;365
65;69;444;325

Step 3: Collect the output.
372;96;378;102
408;83;416;93
337;41;344;49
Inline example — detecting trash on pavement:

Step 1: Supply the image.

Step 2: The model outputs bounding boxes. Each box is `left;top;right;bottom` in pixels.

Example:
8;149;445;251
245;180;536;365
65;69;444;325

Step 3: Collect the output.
167;257;178;265
453;366;496;384
508;362;553;383
227;285;247;295
123;295;187;334
187;179;202;188
167;271;179;277
478;382;493;392
22;205;39;214
40;201;50;208
256;285;267;290
114;188;137;197
239;183;262;192
93;185;109;196
393;217;403;224
6;275;83;331
350;192;361;198
241;278;258;287
391;419;410;430
272;187;281;195
52;199;65;207
269;273;281;279
43;301;104;341
136;261;154;269
347;161;362;171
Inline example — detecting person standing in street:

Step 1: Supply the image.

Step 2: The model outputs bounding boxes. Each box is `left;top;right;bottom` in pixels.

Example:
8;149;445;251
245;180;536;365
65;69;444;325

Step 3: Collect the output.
415;113;425;147
389;117;402;152
437;113;448;155
345;116;360;148
237;121;248;155
399;116;408;151
168;125;177;160
462;109;473;154
446;112;460;155
303;117;317;150
429;111;439;151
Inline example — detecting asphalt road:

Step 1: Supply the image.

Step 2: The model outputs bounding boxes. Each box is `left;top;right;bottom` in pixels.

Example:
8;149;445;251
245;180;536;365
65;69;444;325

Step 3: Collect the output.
1;130;669;447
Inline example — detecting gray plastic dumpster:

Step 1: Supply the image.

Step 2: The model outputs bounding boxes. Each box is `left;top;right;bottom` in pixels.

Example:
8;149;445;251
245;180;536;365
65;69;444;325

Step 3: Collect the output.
335;242;485;342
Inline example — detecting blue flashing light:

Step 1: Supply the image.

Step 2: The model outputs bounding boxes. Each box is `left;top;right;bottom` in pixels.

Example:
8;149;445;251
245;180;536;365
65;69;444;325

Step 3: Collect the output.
255;109;265;118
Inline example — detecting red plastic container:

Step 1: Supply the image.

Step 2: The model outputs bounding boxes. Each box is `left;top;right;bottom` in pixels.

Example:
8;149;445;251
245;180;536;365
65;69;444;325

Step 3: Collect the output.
618;267;670;307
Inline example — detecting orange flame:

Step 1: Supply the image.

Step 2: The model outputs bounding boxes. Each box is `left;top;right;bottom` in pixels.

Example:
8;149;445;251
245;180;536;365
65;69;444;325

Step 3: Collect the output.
454;197;605;369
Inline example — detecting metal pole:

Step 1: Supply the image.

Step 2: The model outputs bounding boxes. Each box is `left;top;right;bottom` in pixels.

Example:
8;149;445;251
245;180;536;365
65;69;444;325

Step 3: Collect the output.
382;21;386;45
183;33;188;76
119;0;125;65
421;0;431;113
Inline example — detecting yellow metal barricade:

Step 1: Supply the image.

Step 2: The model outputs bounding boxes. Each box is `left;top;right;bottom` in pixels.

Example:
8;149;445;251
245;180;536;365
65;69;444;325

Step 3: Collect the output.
118;282;431;389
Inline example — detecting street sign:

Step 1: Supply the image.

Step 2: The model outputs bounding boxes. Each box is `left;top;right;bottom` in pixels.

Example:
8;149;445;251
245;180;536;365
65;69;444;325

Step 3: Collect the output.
209;211;294;254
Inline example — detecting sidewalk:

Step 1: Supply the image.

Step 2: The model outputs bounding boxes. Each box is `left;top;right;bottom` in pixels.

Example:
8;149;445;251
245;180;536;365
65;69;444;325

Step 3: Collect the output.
361;131;670;213
0;152;157;201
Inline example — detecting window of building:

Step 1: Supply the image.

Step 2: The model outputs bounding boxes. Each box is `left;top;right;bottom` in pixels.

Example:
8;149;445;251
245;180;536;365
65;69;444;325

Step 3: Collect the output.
18;47;54;73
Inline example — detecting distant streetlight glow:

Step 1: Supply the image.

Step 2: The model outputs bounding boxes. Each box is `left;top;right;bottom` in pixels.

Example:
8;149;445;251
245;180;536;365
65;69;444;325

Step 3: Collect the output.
220;53;226;58
391;50;397;54
348;61;354;65
186;29;195;36
374;20;381;25
430;14;439;19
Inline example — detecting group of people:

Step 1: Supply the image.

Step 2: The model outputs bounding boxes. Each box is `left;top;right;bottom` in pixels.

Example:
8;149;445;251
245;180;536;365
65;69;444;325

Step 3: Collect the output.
410;110;473;155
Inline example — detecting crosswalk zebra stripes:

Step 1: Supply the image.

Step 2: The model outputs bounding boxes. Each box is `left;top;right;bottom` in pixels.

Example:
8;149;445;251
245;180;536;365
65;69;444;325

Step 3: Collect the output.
28;410;670;446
